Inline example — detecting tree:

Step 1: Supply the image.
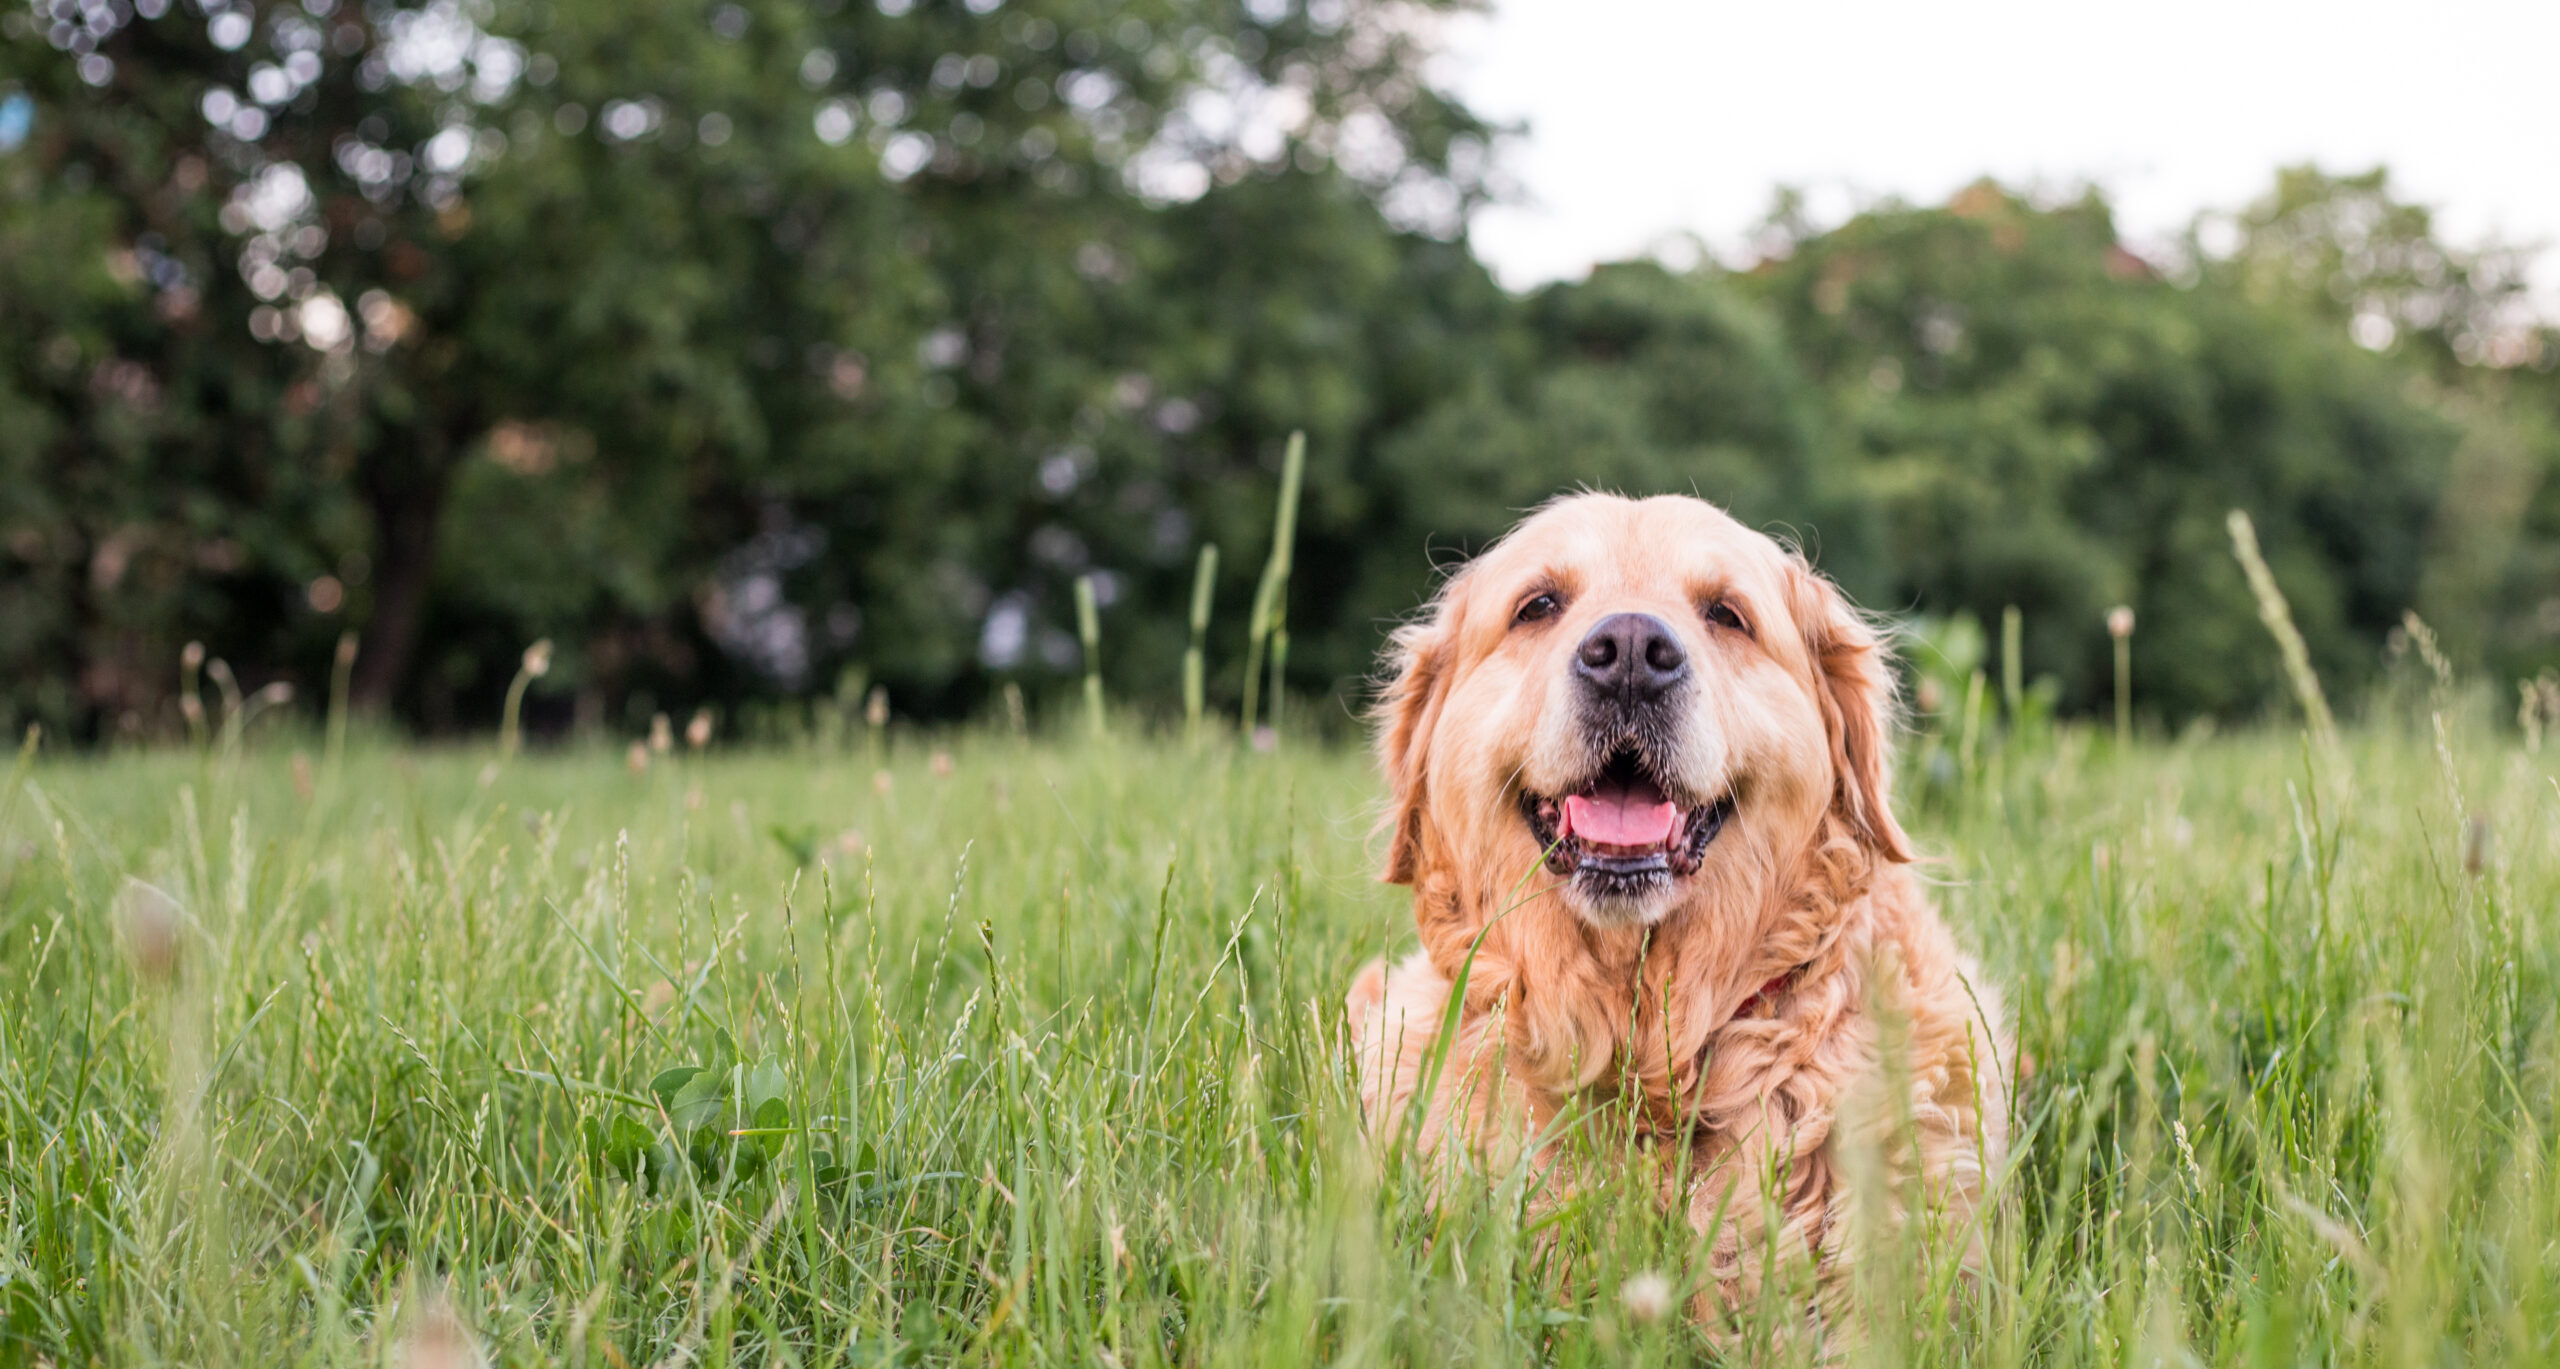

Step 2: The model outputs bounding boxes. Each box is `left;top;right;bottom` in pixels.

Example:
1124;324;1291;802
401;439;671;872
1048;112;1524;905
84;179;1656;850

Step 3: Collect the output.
3;0;1496;736
13;6;2560;742
2196;167;2560;677
1740;181;2464;719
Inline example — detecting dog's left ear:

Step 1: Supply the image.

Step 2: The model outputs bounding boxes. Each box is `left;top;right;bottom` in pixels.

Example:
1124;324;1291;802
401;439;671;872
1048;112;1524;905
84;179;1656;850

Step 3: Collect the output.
1373;590;1465;884
1787;558;1912;863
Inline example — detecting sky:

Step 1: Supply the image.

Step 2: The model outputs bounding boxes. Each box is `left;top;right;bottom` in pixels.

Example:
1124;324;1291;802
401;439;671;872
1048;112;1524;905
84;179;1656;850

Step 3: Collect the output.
1439;0;2560;304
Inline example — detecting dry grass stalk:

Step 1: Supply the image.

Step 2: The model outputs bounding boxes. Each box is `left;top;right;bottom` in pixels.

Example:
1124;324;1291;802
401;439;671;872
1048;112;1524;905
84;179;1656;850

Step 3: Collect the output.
2226;509;2337;748
2108;605;2135;748
498;638;551;758
1184;543;1218;746
2517;670;2560;752
1076;573;1105;738
2001;604;2023;721
115;878;183;983
179;640;207;743
1240;430;1305;743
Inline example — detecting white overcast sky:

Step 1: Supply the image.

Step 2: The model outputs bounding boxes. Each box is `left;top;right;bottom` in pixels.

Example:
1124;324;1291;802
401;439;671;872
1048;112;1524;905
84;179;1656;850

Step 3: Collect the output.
1439;0;2560;305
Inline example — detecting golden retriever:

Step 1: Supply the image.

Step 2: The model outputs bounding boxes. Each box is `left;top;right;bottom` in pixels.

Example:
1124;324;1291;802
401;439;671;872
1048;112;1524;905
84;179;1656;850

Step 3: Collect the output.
1346;492;2007;1323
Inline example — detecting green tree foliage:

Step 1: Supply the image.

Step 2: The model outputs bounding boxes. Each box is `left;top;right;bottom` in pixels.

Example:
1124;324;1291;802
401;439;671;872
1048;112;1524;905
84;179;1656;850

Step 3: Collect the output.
1354;260;1867;643
7;0;2558;738
2;0;1496;736
2197;167;2560;680
1740;181;2472;719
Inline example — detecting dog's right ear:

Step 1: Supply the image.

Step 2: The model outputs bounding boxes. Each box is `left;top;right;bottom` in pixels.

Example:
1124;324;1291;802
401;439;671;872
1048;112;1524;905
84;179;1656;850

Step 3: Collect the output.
1374;594;1462;885
1785;555;1912;863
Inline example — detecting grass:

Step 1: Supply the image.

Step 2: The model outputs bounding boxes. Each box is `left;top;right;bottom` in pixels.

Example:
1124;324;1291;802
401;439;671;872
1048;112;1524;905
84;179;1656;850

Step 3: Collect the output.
0;708;2556;1366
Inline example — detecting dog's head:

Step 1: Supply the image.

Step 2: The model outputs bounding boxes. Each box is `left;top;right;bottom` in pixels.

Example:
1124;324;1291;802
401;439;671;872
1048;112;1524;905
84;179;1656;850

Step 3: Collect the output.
1377;493;1908;927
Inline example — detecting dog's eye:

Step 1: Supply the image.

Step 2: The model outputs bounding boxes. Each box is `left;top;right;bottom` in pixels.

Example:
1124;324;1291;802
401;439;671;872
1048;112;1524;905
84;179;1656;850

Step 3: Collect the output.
1514;592;1562;626
1701;599;1750;635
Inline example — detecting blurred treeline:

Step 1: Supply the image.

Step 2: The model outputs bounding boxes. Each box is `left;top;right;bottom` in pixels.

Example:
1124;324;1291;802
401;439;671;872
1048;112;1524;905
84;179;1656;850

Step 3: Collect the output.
6;0;2558;741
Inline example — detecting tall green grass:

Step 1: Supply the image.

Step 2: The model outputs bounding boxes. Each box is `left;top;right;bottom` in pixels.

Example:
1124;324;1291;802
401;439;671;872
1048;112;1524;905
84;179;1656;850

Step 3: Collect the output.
1;709;2555;1365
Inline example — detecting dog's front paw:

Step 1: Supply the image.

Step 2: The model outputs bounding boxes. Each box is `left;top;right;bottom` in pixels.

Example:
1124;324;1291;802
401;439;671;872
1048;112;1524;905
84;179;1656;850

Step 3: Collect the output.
1344;956;1388;1026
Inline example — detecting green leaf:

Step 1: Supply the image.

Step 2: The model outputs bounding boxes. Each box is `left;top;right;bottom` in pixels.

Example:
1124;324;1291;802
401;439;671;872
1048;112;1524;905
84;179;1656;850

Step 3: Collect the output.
588;1114;651;1182
744;1056;788;1115
668;1067;729;1137
649;1065;704;1106
688;1130;725;1182
749;1096;792;1157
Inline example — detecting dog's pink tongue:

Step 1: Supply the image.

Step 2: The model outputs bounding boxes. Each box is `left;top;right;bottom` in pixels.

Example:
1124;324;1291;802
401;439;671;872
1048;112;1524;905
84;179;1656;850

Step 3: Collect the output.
1562;793;1679;848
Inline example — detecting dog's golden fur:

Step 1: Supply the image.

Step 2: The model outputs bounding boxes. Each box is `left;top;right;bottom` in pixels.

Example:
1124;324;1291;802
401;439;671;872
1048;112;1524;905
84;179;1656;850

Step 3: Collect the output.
1346;493;2007;1320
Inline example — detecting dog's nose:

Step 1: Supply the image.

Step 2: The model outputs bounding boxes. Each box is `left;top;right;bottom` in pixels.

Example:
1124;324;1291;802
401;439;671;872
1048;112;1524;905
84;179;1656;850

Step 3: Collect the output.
1574;612;1688;700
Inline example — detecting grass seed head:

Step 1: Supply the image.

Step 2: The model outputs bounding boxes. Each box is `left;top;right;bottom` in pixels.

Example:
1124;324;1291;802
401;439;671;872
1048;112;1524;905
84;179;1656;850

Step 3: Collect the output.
649;713;673;753
625;741;649;775
115;878;183;983
521;638;553;679
686;708;713;749
2108;605;2135;638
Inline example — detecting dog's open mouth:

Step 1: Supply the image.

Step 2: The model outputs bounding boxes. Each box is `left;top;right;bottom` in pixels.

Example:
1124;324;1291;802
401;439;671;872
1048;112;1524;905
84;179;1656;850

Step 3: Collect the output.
1519;745;1732;900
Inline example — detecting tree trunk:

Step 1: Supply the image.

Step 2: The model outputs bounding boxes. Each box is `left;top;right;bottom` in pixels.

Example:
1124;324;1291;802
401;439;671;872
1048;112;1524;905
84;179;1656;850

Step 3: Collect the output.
351;441;454;717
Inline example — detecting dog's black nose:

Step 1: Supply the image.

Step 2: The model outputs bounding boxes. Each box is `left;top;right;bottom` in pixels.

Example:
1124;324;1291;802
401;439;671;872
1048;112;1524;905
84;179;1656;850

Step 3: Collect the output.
1574;612;1688;700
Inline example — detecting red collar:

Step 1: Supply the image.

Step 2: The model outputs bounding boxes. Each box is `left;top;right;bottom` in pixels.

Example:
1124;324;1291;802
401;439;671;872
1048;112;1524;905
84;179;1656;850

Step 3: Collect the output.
1739;967;1800;1017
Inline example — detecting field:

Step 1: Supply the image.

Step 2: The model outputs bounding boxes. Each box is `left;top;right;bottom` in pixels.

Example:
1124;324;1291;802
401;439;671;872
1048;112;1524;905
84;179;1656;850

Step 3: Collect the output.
1;710;2556;1366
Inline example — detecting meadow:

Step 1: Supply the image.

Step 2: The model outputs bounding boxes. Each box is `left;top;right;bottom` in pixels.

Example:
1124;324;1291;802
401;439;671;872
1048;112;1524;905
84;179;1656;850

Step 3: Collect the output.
1;700;2555;1366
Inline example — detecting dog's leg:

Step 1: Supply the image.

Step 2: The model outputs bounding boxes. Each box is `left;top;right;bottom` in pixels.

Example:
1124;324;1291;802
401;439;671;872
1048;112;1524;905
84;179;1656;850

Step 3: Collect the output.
1346;950;1445;1137
1346;950;1552;1190
1686;1125;1836;1303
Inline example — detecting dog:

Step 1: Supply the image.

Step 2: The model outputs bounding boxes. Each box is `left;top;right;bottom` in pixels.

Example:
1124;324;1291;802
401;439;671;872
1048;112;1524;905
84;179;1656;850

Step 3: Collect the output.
1345;492;2007;1322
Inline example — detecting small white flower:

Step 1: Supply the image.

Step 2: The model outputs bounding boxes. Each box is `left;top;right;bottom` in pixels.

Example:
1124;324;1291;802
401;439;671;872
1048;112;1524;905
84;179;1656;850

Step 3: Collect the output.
394;1296;488;1369
1619;1270;1674;1324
